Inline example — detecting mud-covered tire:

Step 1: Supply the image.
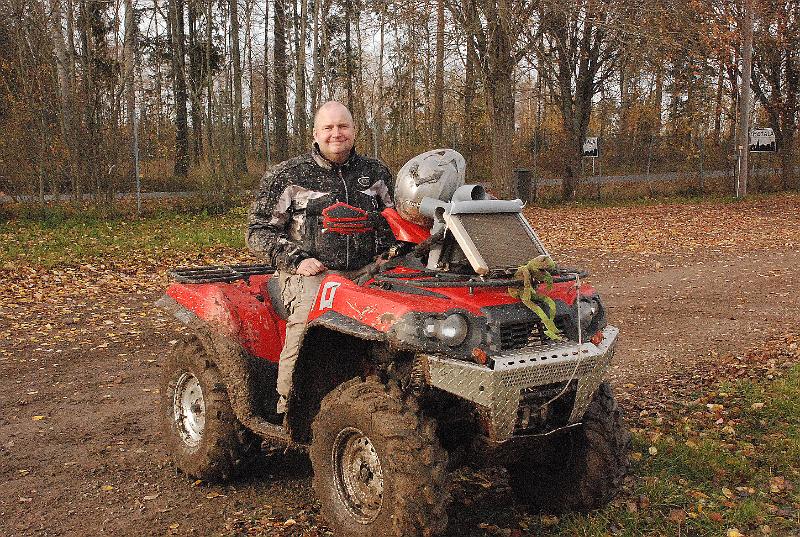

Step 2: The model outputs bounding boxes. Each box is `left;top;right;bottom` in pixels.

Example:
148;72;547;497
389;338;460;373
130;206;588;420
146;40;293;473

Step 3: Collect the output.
161;336;258;481
506;381;631;513
310;377;449;537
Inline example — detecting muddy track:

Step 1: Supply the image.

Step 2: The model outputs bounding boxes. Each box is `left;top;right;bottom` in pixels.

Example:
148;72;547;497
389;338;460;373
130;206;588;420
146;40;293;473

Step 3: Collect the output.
2;226;799;536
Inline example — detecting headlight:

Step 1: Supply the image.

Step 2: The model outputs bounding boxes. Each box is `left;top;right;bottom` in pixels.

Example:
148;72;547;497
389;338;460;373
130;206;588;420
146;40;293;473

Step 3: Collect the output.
423;313;469;346
577;298;599;326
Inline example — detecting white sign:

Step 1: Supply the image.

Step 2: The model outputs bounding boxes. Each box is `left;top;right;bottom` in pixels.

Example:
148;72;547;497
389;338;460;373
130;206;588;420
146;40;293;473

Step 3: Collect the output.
582;137;599;158
749;128;776;152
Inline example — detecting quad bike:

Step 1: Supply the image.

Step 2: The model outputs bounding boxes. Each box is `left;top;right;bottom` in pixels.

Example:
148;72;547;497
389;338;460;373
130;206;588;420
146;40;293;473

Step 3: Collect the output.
157;178;631;536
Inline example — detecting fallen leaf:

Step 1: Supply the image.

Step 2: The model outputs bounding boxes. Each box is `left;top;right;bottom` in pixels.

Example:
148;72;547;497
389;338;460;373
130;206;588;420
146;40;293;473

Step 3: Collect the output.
727;529;744;537
32;415;46;421
669;509;686;523
101;485;114;492
769;476;786;493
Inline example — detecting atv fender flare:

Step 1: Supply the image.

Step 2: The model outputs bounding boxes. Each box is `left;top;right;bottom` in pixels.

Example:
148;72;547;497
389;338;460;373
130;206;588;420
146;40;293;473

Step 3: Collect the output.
156;295;267;427
288;314;387;443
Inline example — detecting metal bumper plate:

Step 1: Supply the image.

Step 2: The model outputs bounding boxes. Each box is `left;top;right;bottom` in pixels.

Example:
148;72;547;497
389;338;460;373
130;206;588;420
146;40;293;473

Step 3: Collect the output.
425;325;619;442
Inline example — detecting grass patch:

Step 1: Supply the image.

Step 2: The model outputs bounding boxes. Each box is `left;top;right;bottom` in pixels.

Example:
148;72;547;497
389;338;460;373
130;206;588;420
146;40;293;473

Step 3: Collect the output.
1;206;249;269
526;363;800;536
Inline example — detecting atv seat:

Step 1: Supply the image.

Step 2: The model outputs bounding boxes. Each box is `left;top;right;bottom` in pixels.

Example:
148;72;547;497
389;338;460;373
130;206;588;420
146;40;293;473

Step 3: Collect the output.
267;275;290;321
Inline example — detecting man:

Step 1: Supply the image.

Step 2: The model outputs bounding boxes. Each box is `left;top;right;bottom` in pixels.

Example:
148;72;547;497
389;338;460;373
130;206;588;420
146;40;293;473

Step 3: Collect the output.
247;101;394;416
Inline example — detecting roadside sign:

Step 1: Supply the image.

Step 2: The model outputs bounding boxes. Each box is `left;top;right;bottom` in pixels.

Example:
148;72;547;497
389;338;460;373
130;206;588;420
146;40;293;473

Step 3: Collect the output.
582;137;599;158
749;128;776;152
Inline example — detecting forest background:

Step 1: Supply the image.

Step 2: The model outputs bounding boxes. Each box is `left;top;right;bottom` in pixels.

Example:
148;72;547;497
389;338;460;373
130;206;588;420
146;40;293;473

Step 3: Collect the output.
1;0;799;209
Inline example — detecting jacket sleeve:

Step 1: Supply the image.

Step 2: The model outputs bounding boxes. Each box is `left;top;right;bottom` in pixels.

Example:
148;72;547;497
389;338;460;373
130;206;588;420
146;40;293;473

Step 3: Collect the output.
373;162;396;252
246;169;310;271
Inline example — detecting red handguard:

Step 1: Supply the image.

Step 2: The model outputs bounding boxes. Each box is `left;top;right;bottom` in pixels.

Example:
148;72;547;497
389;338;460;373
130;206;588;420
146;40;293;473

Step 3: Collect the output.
322;202;374;234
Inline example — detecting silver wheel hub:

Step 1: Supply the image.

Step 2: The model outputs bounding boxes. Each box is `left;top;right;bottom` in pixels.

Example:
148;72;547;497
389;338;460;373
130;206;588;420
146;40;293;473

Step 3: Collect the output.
332;427;384;524
173;372;205;448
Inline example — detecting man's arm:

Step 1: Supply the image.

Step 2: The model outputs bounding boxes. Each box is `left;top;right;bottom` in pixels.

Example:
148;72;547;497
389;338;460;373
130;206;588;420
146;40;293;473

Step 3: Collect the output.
373;162;396;253
246;170;310;272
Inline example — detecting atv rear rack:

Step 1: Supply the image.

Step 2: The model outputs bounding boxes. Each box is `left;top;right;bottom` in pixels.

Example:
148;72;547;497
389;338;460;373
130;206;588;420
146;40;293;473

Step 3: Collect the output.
169;264;275;283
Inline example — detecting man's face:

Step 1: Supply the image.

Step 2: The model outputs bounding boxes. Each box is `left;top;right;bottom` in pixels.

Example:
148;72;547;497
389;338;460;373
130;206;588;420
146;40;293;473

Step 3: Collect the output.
313;104;355;164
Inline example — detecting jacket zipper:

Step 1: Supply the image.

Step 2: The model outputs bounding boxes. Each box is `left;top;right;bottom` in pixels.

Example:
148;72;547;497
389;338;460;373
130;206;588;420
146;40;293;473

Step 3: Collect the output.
339;168;350;268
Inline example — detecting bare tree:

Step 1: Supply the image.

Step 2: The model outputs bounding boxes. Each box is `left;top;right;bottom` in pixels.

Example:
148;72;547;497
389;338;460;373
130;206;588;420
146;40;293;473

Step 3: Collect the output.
273;0;289;160
169;0;190;177
450;0;536;198
230;0;248;172
433;0;444;144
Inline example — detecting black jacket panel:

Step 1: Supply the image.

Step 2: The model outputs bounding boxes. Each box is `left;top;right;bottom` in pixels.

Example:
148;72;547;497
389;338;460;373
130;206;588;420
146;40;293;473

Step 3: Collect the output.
247;147;394;271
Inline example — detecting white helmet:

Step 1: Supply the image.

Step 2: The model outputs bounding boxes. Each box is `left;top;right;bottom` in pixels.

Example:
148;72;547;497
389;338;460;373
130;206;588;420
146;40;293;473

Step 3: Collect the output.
394;148;466;227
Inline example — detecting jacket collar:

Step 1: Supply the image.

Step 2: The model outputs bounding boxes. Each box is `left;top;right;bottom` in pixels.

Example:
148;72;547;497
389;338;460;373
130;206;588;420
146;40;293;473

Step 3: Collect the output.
312;142;357;170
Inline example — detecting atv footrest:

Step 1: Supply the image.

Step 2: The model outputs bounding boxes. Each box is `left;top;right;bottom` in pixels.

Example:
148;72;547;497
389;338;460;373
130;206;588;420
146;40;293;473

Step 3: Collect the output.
169;264;275;283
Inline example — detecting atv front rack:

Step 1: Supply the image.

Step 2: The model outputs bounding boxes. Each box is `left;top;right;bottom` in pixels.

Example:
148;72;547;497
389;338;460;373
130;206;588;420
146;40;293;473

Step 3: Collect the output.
169;264;275;283
373;267;588;289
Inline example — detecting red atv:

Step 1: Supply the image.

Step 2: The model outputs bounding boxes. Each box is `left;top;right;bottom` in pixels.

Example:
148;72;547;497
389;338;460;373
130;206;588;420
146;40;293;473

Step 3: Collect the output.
157;185;630;537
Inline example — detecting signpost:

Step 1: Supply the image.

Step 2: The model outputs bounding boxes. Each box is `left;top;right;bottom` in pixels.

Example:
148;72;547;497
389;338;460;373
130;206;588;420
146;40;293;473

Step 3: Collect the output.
749;128;776;152
582;137;599;158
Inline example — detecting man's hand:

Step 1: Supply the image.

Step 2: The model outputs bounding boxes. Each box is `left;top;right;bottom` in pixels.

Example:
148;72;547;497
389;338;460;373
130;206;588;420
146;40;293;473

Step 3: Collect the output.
296;258;327;276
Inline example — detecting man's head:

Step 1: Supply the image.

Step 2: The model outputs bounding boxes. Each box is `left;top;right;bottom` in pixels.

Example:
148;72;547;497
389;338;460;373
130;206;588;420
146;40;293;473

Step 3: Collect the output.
313;101;355;164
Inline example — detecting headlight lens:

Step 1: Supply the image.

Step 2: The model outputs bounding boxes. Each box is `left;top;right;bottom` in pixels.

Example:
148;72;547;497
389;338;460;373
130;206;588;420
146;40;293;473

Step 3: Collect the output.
577;298;598;326
423;313;469;346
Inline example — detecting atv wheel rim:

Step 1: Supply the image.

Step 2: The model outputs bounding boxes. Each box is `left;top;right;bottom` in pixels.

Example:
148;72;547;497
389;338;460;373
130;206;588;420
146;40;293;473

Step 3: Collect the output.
332;427;384;524
174;372;205;448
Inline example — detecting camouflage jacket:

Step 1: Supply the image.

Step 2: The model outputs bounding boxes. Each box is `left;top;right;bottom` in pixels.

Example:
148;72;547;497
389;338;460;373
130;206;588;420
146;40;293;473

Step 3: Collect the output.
247;145;395;272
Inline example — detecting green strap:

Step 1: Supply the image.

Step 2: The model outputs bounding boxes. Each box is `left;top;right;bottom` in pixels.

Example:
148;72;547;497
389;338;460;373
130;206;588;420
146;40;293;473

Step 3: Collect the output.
508;256;562;341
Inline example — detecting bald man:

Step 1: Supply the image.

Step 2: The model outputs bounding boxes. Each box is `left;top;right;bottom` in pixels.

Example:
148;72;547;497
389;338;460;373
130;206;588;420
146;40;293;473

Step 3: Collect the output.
247;101;395;417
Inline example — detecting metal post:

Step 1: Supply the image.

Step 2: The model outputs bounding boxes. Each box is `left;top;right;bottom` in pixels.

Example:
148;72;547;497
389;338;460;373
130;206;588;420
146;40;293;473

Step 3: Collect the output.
134;108;141;215
737;0;754;198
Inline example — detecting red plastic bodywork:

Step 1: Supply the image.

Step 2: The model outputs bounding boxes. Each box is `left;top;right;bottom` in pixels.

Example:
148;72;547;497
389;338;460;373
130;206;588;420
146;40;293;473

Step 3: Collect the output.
381;207;431;244
165;269;595;364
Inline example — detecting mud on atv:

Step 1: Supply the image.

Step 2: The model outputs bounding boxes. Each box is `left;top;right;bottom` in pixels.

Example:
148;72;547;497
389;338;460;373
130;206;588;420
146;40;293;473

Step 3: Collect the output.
157;184;631;536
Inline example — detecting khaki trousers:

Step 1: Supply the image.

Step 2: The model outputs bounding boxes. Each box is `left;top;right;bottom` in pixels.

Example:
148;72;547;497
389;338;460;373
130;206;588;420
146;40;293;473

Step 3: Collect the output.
275;266;371;405
276;272;325;401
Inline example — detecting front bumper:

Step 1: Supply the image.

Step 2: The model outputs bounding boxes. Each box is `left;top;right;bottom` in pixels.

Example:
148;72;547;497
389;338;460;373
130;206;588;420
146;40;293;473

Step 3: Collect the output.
420;325;619;442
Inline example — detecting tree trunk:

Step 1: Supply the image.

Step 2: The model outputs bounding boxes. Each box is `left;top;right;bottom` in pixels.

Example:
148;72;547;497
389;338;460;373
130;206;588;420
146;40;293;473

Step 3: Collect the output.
48;0;77;195
486;69;515;198
374;7;385;158
245;0;255;151
205;0;214;161
344;0;354;110
433;0;444;145
187;3;203;162
311;0;320;113
263;0;271;165
169;0;190;177
124;0;139;206
713;59;724;145
463;35;476;162
294;0;308;144
273;0;289;160
230;0;247;173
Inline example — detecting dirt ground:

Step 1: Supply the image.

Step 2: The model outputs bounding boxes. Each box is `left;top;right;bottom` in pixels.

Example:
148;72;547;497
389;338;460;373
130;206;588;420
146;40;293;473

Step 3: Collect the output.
1;196;799;536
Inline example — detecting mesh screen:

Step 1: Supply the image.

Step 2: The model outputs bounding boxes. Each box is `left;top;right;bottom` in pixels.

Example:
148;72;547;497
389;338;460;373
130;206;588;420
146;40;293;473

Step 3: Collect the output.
455;213;545;271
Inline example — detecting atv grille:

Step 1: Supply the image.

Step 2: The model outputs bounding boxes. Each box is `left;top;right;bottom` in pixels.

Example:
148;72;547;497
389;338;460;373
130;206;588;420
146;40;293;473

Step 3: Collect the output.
170;264;275;283
499;321;543;350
